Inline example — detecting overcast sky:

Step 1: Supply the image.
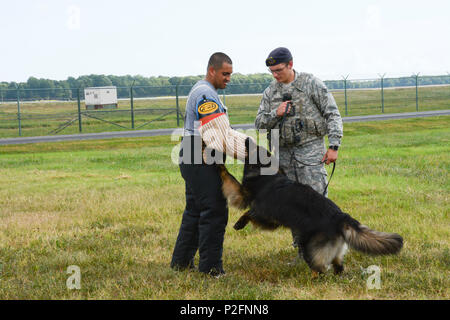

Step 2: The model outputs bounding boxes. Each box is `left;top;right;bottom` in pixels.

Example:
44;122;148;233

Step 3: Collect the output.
1;0;449;82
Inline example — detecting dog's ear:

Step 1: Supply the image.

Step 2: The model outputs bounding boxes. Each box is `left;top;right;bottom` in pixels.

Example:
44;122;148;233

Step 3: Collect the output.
248;138;258;153
245;137;250;153
245;137;257;159
244;137;256;165
244;137;250;163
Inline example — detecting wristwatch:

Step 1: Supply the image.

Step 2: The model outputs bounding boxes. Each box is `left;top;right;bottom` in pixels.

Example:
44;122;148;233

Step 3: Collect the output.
329;145;339;151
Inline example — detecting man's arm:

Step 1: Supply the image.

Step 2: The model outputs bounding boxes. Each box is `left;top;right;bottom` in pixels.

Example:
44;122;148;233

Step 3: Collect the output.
310;77;343;164
195;94;252;161
311;77;343;148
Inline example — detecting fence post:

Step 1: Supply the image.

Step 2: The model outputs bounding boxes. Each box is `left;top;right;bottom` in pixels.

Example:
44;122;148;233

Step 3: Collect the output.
16;85;22;136
342;75;349;116
77;87;82;133
176;84;180;127
379;73;386;113
413;73;420;111
130;85;135;129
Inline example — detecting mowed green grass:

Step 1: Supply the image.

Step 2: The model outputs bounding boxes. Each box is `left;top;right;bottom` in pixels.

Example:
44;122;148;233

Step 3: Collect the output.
0;85;449;137
0;117;448;299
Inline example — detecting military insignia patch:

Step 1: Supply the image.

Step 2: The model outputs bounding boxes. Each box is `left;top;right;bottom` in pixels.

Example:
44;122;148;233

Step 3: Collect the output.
266;57;276;66
198;101;219;115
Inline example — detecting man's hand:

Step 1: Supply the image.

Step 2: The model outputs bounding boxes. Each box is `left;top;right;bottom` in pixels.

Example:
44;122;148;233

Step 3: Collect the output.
276;101;292;117
322;149;338;165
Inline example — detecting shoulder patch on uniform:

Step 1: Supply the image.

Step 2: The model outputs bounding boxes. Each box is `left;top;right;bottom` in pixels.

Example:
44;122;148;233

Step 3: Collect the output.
198;101;219;115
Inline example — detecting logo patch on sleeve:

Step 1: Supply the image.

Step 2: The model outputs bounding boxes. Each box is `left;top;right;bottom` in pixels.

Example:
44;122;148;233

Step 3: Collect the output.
198;101;219;115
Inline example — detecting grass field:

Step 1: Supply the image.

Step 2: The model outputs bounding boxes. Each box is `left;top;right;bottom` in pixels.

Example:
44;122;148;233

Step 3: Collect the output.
0;85;449;138
0;116;449;299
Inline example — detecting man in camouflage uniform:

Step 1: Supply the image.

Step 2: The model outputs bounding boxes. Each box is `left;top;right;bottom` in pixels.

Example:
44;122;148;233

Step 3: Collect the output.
255;47;343;256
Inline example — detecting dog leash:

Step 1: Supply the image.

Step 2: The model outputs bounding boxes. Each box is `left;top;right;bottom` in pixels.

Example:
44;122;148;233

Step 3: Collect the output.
289;151;336;197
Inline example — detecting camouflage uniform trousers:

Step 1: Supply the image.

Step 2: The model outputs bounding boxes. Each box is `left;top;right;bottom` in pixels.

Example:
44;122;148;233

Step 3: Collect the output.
277;139;328;251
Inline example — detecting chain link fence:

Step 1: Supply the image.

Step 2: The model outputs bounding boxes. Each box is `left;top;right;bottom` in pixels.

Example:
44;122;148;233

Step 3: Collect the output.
0;75;449;138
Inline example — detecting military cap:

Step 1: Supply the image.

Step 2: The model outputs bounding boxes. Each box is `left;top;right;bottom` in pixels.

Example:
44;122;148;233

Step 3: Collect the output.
265;47;293;66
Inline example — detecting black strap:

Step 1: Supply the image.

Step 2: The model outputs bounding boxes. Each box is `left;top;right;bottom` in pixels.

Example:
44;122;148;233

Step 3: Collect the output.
278;102;290;138
323;161;336;196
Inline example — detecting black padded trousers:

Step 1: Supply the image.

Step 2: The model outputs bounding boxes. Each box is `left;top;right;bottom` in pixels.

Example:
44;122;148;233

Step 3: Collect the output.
170;161;228;274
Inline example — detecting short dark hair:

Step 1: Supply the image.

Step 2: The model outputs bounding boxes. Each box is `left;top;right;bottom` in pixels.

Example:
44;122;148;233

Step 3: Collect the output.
207;52;232;71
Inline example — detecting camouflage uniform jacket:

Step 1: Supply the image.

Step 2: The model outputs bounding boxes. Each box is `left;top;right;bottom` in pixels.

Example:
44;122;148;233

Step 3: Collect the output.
255;70;343;148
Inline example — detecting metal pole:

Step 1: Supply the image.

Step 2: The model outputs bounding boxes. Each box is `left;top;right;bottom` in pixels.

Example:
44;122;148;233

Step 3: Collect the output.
379;73;386;113
342;75;349;116
16;86;22;136
414;73;420;111
77;87;82;133
176;84;180;127
130;85;135;129
381;77;384;113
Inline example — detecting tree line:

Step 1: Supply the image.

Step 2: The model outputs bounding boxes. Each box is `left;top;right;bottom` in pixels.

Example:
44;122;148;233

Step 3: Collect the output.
0;73;449;101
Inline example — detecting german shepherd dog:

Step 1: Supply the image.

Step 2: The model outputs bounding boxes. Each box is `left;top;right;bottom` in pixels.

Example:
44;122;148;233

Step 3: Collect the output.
218;138;403;275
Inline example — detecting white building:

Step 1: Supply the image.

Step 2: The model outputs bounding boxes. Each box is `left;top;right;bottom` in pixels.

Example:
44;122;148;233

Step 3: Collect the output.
84;86;118;110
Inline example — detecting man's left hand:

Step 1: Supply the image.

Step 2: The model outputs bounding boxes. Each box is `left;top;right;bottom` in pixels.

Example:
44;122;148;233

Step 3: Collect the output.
322;149;338;165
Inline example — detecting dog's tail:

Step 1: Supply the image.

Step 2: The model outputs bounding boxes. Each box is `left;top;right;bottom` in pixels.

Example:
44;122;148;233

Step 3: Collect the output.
342;215;403;255
217;164;249;209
